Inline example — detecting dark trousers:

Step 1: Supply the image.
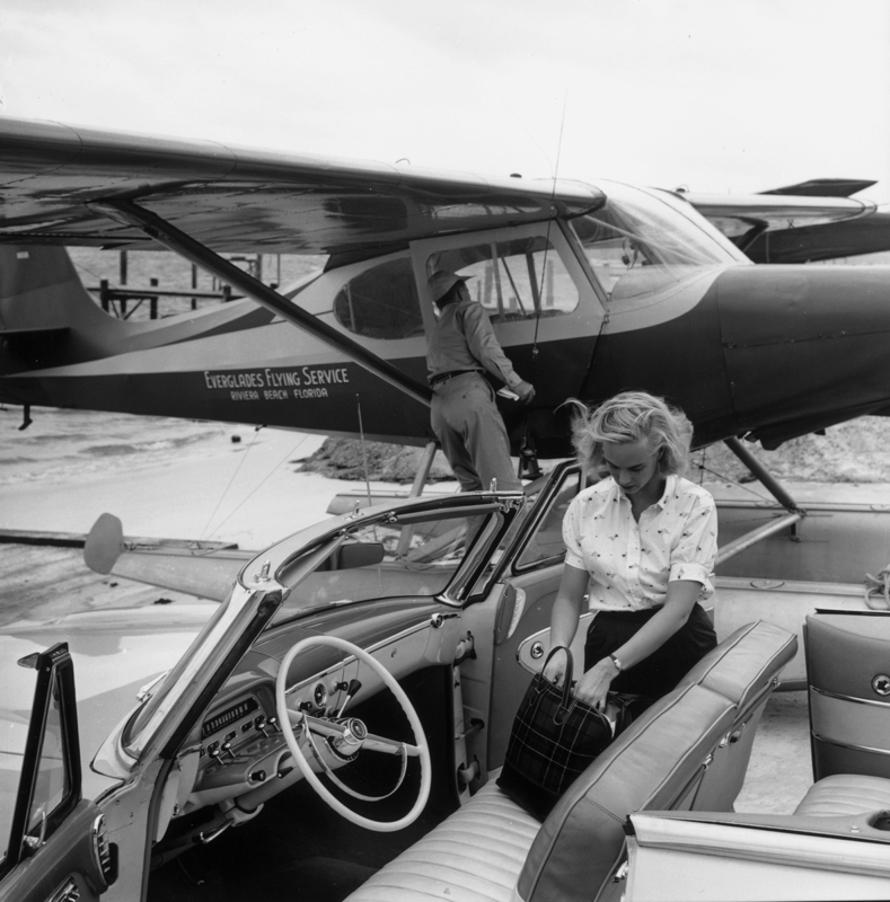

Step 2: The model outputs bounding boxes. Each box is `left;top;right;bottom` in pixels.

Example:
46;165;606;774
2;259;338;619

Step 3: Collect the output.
430;372;520;492
584;604;716;712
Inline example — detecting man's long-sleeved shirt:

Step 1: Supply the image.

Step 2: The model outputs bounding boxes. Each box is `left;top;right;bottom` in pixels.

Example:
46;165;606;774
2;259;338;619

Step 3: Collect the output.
426;297;523;389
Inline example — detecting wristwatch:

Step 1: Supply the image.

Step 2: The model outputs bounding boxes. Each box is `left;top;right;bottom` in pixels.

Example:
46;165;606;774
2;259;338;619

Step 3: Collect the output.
608;653;623;672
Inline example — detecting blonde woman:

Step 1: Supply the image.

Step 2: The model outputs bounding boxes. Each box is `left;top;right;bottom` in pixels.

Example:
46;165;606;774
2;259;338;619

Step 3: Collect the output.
544;391;718;713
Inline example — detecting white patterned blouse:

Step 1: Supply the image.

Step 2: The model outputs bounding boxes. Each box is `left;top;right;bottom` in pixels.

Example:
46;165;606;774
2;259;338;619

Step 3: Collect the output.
562;474;718;612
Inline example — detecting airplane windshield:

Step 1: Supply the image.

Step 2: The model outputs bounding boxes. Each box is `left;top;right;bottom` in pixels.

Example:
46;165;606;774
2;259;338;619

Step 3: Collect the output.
571;181;749;300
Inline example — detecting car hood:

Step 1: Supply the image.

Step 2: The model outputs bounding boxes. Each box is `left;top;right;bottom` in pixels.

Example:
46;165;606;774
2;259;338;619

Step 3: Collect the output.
0;602;215;796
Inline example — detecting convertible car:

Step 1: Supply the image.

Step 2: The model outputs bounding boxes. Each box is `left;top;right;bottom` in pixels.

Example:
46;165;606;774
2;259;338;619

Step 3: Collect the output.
2;460;890;901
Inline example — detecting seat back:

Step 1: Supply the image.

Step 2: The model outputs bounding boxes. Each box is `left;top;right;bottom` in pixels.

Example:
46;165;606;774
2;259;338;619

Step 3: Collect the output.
517;683;734;902
680;620;798;809
516;620;797;902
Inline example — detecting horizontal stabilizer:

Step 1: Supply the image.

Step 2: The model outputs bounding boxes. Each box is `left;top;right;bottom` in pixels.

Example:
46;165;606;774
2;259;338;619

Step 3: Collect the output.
760;178;877;198
84;514;254;602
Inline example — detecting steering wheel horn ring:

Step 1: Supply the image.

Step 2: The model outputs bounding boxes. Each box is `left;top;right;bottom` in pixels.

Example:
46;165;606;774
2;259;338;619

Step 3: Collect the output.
275;635;432;832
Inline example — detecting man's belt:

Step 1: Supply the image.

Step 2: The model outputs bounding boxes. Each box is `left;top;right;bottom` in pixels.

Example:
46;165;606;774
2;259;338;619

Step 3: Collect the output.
429;369;483;387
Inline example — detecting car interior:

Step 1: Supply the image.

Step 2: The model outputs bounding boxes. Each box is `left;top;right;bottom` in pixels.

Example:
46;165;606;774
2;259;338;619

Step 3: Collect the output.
146;618;798;902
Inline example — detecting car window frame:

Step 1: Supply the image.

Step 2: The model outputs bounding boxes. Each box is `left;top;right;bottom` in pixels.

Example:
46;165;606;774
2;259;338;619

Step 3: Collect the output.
2;643;81;878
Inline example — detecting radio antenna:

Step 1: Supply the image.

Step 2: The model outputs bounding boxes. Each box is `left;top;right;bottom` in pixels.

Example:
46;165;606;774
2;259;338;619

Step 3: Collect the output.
532;91;569;354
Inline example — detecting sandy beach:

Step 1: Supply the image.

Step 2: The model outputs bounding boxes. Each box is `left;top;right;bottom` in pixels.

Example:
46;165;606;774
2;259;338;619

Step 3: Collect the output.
0;407;459;551
6;405;890;552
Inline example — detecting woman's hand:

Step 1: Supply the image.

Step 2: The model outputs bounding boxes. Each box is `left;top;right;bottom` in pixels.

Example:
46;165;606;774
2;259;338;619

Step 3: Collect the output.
541;653;568;687
572;658;616;711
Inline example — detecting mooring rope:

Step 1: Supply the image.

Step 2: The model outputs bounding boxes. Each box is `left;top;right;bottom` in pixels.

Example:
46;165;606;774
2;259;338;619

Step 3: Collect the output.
864;564;890;610
202;428;314;539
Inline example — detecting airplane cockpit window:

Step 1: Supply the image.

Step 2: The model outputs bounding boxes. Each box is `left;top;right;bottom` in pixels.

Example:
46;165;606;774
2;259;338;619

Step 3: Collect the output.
571;180;749;301
333;258;424;339
427;235;579;322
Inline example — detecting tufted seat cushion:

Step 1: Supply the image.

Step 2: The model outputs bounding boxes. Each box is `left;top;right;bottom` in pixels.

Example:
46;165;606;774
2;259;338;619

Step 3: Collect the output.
795;773;890;817
344;780;540;902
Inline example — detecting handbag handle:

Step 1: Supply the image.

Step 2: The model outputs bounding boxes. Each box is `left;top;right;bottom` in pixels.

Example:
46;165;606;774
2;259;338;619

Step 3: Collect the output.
541;645;575;723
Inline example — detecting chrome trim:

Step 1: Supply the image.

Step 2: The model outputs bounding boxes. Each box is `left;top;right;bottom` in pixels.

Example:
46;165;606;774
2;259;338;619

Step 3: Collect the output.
810;685;890;708
811;733;890;757
48;879;80;902
90;813;114;884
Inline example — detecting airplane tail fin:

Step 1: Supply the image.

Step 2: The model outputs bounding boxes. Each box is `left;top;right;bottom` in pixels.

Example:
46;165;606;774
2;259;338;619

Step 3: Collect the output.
0;244;125;369
760;178;877;198
0;244;278;374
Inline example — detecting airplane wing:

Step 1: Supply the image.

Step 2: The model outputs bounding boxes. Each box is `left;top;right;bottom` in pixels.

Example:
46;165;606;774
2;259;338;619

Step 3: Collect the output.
0;116;603;257
686;180;890;263
0;116;605;408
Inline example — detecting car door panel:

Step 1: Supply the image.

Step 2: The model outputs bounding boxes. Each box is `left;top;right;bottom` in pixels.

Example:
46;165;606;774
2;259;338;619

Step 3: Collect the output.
487;562;566;769
805;611;890;780
0;801;108;902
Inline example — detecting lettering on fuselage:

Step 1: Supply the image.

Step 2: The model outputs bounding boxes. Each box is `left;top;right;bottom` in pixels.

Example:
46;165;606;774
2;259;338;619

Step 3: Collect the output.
202;366;349;402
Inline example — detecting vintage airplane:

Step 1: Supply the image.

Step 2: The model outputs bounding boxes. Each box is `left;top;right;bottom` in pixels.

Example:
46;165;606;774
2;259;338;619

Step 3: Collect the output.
1;115;890;475
685;176;890;264
5;116;890;901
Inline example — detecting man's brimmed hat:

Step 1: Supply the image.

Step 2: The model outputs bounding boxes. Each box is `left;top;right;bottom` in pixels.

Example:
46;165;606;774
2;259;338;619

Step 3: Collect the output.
428;270;470;304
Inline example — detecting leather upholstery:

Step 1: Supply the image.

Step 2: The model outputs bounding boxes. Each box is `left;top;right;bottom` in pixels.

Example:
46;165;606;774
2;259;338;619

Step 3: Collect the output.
680;619;798;810
516;684;734;902
681;619;796;711
345;780;540;901
347;620;796;902
795;773;890;817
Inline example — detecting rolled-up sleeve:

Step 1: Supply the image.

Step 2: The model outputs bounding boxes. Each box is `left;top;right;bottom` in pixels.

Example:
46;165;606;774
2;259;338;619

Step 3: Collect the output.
668;493;718;596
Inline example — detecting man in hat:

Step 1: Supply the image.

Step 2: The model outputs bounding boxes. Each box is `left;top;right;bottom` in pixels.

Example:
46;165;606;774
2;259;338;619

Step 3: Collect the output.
426;270;535;492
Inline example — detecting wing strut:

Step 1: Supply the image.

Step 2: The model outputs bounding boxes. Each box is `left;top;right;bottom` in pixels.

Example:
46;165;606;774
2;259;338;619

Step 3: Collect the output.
715;436;806;566
90;200;432;408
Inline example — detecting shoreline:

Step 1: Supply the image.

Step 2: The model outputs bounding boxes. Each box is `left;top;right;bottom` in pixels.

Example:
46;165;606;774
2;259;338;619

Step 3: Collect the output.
0;425;461;550
5;408;890;554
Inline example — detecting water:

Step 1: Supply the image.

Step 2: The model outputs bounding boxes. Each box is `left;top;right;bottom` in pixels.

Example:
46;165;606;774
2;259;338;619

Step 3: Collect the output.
0;405;230;489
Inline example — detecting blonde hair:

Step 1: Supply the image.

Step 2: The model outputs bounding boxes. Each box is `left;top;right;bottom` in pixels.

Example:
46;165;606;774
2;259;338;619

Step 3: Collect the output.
570;391;693;477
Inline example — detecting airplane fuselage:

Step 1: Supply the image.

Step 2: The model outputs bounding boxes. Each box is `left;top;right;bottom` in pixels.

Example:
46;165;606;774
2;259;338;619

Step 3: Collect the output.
2;178;890;457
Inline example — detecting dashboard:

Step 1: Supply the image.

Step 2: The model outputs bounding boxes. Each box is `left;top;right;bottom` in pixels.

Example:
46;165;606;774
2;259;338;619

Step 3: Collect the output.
173;607;464;820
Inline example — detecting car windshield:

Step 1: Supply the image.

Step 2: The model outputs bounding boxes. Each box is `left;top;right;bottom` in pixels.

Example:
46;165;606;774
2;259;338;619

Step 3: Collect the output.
571;180;748;300
271;507;494;623
122;500;509;756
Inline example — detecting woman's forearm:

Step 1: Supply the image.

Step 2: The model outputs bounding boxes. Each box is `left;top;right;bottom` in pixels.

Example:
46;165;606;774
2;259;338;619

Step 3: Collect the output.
549;564;589;648
550;595;581;648
609;581;700;669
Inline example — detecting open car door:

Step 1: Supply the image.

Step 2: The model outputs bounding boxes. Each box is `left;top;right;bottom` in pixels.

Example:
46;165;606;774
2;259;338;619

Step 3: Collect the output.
0;643;116;901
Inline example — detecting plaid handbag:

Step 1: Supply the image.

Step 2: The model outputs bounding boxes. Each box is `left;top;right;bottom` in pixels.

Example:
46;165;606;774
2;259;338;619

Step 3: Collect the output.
497;645;628;820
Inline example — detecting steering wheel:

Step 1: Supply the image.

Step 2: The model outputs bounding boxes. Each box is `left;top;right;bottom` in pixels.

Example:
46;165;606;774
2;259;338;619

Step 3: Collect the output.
275;635;432;832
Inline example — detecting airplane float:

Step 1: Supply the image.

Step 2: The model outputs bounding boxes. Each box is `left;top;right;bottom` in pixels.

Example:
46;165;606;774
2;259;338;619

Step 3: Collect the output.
0;116;889;477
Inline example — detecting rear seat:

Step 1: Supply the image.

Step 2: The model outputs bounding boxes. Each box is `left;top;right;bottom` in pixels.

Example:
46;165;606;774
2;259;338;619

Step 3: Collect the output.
345;620;797;902
792;611;890;822
795;773;890;817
